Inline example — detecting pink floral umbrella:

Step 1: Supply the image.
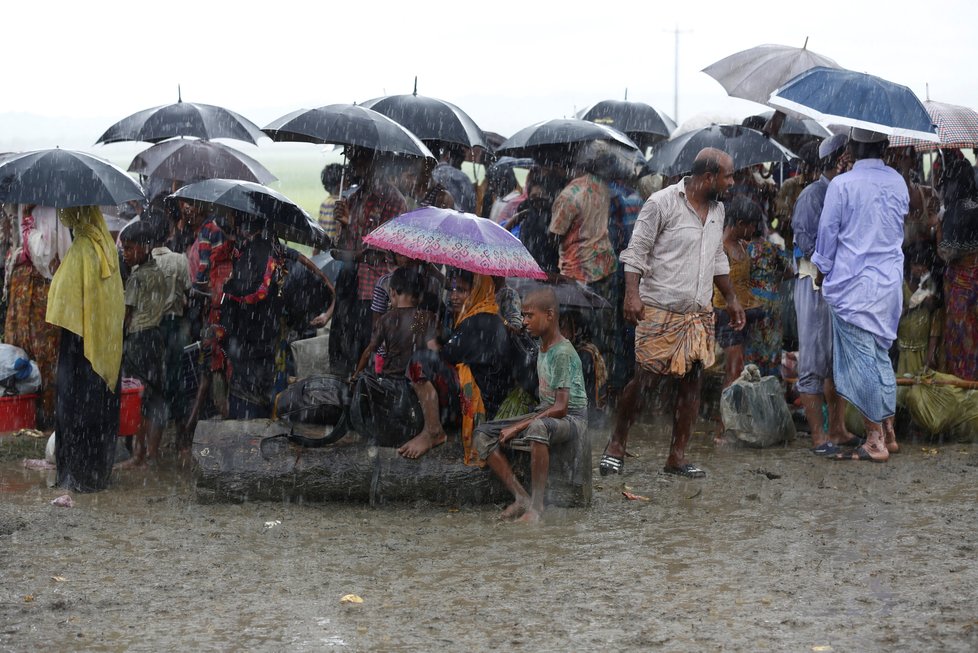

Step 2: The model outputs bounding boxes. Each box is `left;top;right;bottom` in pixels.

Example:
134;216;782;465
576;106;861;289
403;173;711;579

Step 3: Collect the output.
362;206;546;279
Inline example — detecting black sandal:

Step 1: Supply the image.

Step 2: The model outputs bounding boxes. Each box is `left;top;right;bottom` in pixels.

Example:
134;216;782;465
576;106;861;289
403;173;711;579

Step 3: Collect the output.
599;451;624;476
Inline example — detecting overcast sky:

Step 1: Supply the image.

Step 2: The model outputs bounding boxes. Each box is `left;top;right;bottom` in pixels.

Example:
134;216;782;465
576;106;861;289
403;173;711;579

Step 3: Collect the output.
3;0;976;150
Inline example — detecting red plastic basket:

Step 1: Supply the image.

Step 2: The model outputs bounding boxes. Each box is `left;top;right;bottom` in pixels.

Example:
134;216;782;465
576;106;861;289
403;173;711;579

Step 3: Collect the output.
119;378;143;437
0;393;37;432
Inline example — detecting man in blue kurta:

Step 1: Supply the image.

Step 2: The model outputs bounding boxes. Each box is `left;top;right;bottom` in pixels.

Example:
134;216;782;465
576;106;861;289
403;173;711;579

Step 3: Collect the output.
793;133;857;456
812;128;909;462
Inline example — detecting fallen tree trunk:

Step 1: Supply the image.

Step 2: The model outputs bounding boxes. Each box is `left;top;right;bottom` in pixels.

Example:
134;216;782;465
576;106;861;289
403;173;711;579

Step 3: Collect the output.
192;419;591;507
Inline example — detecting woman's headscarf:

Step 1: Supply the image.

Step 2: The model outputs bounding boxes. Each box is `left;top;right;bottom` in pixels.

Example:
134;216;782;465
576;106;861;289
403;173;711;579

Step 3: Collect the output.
46;206;125;390
454;273;499;326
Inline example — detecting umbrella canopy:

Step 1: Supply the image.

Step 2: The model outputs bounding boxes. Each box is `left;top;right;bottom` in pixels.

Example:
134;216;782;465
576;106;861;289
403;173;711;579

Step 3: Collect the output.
362;206;546;279
755;111;830;139
580;100;676;148
888;100;978;151
128;139;277;185
263;104;434;160
0;148;145;208
647;125;796;176
495;119;641;159
702;41;841;106
96;100;266;145
769;67;939;142
507;277;611;310
360;93;488;150
167;178;327;248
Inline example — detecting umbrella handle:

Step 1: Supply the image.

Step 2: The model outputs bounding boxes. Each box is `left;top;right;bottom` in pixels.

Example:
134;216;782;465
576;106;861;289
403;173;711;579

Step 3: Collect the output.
338;153;347;198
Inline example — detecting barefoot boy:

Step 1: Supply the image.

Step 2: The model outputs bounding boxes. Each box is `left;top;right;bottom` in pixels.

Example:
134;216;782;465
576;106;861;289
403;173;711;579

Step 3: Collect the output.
473;288;588;522
118;220;168;467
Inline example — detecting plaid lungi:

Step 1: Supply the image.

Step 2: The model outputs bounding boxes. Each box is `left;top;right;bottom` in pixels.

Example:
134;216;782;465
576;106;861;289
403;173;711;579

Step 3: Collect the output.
634;306;716;377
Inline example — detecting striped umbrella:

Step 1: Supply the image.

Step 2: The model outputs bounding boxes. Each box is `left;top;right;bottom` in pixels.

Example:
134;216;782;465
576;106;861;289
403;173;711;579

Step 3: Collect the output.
888;100;978;151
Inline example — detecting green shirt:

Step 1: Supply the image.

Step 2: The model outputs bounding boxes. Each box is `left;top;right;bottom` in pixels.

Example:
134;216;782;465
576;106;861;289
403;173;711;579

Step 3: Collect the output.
125;257;167;333
537;337;588;410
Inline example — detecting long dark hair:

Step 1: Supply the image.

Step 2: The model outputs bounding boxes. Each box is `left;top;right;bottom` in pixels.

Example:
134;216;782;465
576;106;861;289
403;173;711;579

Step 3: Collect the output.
938;158;978;261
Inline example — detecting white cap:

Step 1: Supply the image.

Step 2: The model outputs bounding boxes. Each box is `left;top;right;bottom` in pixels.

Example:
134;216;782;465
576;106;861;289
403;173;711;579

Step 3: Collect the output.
818;133;848;159
849;127;888;143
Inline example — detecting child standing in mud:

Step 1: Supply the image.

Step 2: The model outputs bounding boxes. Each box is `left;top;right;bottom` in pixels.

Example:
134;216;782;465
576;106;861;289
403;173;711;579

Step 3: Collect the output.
117;221;168;467
473;288;588;522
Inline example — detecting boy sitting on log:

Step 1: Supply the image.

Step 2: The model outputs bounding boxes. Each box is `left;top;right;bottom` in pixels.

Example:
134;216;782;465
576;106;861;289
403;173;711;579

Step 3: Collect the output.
473;288;588;522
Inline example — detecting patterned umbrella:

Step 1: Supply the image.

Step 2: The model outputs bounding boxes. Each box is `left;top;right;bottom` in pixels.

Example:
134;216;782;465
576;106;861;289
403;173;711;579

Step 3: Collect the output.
362;206;546;279
888;100;978;151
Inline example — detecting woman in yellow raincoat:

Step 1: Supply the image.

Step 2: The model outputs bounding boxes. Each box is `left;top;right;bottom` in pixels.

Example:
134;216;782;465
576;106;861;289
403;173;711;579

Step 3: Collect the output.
46;206;125;492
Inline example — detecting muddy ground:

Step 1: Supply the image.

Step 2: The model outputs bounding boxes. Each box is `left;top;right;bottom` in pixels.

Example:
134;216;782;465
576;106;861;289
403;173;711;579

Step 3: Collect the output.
2;416;977;652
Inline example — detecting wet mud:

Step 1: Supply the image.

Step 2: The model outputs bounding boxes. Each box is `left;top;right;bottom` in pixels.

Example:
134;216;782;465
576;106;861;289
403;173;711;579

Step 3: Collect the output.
2;417;978;652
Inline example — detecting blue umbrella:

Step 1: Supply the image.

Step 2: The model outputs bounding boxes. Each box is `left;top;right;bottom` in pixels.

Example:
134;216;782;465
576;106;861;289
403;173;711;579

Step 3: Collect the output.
769;67;938;142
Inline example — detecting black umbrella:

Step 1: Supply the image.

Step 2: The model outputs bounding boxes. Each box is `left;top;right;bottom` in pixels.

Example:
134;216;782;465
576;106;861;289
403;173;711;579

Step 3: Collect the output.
647;125;796;177
495;119;641;165
263;104;434;159
167;178;328;248
96;97;266;145
0;148;145;208
754;111;830;139
360;84;488;150
580;100;676;149
128;139;277;185
507;278;611;310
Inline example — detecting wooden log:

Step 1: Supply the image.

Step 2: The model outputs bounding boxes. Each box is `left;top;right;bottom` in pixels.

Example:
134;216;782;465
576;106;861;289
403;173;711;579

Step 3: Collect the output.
192;419;591;507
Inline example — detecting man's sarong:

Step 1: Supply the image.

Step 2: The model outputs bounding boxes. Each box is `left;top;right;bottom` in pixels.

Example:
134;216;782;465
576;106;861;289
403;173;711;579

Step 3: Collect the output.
831;312;896;424
635;306;715;377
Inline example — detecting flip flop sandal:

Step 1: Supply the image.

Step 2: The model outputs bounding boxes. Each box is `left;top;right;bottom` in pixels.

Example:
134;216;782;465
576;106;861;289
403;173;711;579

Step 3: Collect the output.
832;445;886;462
838;436;866;448
812;442;842;456
599;453;624;476
663;463;706;478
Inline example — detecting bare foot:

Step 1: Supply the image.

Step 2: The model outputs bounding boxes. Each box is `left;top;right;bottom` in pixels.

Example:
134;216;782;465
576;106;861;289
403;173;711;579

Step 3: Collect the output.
397;430;447;459
883;420;900;454
499;501;528;520
177;448;193;469
517;509;541;523
115;458;146;470
828;430;860;445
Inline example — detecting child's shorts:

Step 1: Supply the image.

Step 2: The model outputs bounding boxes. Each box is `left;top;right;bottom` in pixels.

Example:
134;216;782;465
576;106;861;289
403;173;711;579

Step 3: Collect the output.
123;327;167;428
473;407;588;460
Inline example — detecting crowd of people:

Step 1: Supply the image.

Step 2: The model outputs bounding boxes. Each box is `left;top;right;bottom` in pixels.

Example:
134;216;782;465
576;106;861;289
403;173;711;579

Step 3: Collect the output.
4;117;978;519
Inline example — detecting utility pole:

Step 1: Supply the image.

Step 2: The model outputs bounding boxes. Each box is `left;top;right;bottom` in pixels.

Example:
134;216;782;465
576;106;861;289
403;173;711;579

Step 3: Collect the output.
667;25;691;124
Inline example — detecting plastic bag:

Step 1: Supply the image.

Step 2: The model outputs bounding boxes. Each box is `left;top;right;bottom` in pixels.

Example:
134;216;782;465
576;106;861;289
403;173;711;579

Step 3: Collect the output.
290;335;331;380
0;344;41;395
275;374;350;425
720;364;796;447
347;374;423;447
